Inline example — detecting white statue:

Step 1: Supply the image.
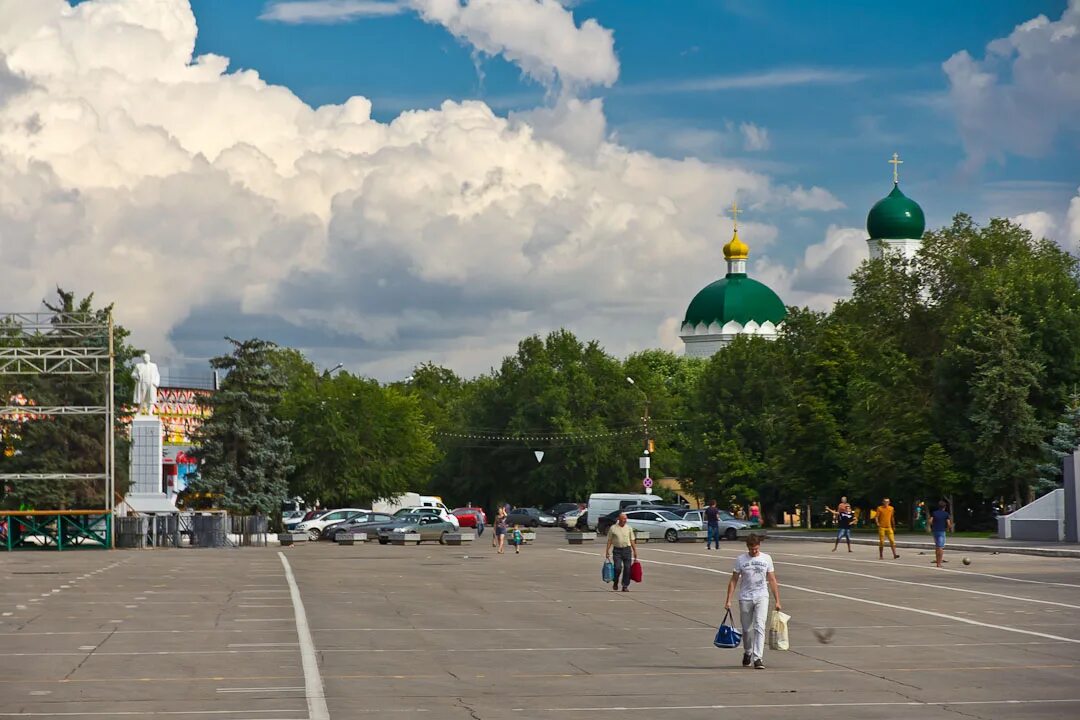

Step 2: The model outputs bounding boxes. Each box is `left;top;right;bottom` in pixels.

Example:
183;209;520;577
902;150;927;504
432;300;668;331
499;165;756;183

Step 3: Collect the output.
132;353;161;415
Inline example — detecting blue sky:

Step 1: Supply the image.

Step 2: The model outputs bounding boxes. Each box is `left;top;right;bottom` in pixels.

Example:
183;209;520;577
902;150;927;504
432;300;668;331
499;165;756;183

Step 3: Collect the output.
190;0;1077;251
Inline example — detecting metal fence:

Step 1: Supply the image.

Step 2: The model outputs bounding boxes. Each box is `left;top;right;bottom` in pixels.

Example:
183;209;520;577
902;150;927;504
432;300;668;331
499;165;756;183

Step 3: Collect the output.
231;515;269;547
114;512;269;549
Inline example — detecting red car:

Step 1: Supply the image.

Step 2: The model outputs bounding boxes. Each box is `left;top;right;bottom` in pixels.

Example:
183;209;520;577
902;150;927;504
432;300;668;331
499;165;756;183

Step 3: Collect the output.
452;507;487;528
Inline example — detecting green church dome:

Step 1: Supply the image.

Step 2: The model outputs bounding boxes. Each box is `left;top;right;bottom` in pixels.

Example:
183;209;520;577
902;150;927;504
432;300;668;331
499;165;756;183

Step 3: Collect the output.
683;274;787;328
867;184;925;240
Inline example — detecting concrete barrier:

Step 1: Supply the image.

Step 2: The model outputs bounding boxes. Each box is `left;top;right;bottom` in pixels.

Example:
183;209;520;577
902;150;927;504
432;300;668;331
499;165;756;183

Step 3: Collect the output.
337;532;367;545
566;532;596;545
443;532;475;546
633;531;652;543
390;532;422;546
521;531;537;544
677;530;707;543
279;532;308;546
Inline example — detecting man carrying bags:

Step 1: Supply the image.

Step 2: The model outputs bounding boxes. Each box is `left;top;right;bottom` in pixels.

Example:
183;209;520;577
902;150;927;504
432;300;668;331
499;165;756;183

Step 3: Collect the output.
604;512;638;592
724;533;781;669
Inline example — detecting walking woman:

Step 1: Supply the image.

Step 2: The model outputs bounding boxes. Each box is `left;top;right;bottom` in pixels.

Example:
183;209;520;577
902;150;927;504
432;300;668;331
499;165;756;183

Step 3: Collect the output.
724;533;781;669
494;505;508;554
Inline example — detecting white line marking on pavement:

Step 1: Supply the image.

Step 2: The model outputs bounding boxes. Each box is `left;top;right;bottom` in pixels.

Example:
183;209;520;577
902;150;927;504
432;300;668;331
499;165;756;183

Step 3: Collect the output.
513;699;1080;712
648;547;1080;610
560;549;1080;645
278;551;330;720
216;687;305;694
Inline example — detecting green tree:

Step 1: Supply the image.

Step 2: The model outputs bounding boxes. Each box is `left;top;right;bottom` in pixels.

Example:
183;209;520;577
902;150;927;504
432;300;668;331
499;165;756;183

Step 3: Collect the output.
963;311;1044;505
433;330;643;510
188;338;293;514
280;371;436;507
1037;394;1080;495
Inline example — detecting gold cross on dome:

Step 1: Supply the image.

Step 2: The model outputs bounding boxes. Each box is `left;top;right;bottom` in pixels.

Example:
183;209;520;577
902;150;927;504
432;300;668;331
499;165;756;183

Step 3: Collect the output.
730;200;741;230
889;152;903;184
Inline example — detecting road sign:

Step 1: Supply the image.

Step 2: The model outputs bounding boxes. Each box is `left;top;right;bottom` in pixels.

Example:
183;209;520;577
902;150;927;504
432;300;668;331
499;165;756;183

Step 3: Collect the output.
643;477;653;488
534;450;544;463
639;455;651;469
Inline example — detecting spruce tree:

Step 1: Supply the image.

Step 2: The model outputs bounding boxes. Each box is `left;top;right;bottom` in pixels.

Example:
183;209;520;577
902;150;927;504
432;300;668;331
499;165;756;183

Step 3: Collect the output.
189;338;292;514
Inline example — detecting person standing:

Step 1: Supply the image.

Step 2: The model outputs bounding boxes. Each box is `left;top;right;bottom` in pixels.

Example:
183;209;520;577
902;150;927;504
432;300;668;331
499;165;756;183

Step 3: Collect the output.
826;498;854;553
748;502;761;527
704;500;721;550
875;497;900;560
929;500;953;568
604;513;638;592
724;534;781;669
494;506;508;554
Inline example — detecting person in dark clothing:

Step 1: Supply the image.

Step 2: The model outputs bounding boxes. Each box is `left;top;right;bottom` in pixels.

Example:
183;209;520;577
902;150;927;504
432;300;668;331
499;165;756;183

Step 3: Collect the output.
826;496;854;553
704;499;721;550
929;500;953;568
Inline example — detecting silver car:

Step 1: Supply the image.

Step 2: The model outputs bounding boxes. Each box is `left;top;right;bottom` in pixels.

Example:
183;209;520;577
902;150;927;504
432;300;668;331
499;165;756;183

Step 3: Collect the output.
624;509;699;543
682;509;750;541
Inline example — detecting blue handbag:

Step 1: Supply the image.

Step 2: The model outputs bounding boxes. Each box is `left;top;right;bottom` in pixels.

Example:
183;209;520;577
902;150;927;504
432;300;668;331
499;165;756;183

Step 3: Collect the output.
602;560;614;583
713;609;742;649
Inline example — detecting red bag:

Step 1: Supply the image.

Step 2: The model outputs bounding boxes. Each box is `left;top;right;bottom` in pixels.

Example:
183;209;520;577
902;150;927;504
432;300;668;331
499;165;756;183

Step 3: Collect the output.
630;560;643;583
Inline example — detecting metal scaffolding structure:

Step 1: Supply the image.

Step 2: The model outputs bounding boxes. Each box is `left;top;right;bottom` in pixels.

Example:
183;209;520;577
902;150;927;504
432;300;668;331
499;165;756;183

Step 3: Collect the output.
0;311;116;548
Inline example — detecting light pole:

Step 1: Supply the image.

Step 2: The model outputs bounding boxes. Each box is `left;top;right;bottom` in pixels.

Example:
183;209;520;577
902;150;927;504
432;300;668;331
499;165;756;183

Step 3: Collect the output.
322;362;344;379
626;377;651;494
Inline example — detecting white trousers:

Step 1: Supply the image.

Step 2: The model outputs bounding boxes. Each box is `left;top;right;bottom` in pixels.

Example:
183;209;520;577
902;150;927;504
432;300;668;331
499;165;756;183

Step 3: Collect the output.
739;596;769;660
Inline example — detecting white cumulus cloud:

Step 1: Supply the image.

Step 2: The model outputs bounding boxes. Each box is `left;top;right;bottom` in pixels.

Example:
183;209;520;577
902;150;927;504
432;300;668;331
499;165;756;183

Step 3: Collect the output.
943;0;1080;171
261;0;619;91
0;0;845;378
753;225;868;311
408;0;619;91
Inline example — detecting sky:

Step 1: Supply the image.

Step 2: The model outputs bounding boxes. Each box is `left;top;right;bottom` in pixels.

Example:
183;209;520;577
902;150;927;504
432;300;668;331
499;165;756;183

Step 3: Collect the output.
0;0;1077;380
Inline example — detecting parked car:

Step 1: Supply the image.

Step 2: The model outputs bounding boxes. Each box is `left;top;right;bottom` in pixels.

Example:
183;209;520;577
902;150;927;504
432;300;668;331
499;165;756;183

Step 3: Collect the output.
547;502;581;518
681;509;750;541
293;508;369;541
558;507;585;529
376;514;457;544
506;507;557;527
394;506;461;528
595;504;690;534
320;512;395;541
624;509;700;543
452;507;487;528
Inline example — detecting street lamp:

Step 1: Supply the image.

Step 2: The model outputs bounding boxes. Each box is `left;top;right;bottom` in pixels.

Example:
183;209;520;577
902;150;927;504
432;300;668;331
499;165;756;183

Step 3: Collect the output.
626;377;651;494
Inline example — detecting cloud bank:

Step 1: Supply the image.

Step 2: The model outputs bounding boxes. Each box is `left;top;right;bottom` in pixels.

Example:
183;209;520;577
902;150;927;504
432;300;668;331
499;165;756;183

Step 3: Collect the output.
944;0;1080;171
0;0;855;379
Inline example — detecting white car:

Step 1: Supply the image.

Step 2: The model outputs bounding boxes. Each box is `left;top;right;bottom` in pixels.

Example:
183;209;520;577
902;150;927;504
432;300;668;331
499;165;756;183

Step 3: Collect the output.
293;508;369;541
624;509;700;543
395;505;460;528
682;509;750;541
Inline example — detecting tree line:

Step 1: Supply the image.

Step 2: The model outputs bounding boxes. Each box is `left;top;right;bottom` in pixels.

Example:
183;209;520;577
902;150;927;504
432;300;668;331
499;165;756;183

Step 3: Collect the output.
3;216;1079;529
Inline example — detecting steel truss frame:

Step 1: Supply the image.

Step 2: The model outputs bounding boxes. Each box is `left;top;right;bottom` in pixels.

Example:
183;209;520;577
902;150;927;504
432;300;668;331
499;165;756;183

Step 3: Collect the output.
0;312;115;548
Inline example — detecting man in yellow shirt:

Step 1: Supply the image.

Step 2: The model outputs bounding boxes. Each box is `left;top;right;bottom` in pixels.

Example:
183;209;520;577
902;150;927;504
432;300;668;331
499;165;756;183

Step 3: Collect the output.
604;513;638;592
876;497;900;560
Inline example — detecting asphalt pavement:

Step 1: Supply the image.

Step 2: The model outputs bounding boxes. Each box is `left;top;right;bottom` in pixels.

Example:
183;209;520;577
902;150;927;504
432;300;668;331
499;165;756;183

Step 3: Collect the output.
2;529;1079;719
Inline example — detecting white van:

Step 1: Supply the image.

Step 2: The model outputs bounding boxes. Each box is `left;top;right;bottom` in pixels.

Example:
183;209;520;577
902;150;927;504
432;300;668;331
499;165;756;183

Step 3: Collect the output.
372;492;447;515
587;493;665;530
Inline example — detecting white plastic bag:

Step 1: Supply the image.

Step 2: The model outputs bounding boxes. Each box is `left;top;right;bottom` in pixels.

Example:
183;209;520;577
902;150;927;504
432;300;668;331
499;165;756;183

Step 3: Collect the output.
769;610;790;651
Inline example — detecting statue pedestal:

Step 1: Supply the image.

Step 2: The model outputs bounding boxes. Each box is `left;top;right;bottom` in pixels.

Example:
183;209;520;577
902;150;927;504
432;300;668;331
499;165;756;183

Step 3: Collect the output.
130;415;163;495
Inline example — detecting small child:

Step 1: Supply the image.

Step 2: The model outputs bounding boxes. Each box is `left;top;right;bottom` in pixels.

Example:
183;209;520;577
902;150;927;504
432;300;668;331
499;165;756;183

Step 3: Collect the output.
510;525;523;554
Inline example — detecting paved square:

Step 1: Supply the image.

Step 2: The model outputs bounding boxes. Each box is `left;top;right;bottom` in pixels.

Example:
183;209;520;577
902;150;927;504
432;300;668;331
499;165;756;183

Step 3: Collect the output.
2;531;1078;719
